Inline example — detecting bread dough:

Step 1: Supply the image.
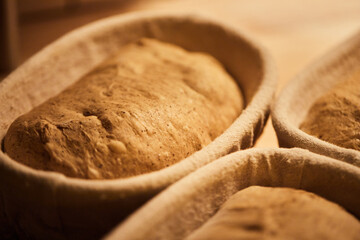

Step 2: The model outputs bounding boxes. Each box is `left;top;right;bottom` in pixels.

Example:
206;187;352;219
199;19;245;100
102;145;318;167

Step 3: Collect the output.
4;38;243;179
186;186;360;240
300;69;360;151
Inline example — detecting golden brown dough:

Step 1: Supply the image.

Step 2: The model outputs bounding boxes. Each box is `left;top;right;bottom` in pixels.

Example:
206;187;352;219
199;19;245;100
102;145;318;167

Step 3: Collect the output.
4;38;243;179
300;69;360;151
186;186;360;240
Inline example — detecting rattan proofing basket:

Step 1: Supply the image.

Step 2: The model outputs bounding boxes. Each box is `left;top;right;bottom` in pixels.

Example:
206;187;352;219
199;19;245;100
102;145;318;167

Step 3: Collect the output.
0;11;276;239
272;30;360;167
106;148;360;240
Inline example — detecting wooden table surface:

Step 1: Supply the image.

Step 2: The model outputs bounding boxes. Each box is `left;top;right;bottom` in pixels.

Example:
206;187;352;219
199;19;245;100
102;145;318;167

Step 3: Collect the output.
11;0;360;148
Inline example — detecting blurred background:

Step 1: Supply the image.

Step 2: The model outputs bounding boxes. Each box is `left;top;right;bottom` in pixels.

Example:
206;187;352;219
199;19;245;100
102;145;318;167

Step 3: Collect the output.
1;0;360;147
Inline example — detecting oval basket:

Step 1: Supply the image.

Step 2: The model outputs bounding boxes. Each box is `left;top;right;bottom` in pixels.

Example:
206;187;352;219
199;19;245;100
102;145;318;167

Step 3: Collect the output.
272;30;360;167
105;148;360;240
0;11;276;239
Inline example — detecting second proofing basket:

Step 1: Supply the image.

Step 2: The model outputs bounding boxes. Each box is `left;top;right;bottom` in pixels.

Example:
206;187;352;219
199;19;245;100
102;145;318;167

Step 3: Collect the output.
105;148;360;240
272;30;360;167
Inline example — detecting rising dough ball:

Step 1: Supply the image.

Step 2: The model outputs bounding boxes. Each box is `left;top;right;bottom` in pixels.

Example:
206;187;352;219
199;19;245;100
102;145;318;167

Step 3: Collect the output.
4;38;243;179
186;186;360;240
300;69;360;151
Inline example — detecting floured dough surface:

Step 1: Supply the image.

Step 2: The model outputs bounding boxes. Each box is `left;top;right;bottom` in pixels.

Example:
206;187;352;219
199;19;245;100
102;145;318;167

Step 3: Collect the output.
300;69;360;151
4;38;243;179
186;186;360;240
